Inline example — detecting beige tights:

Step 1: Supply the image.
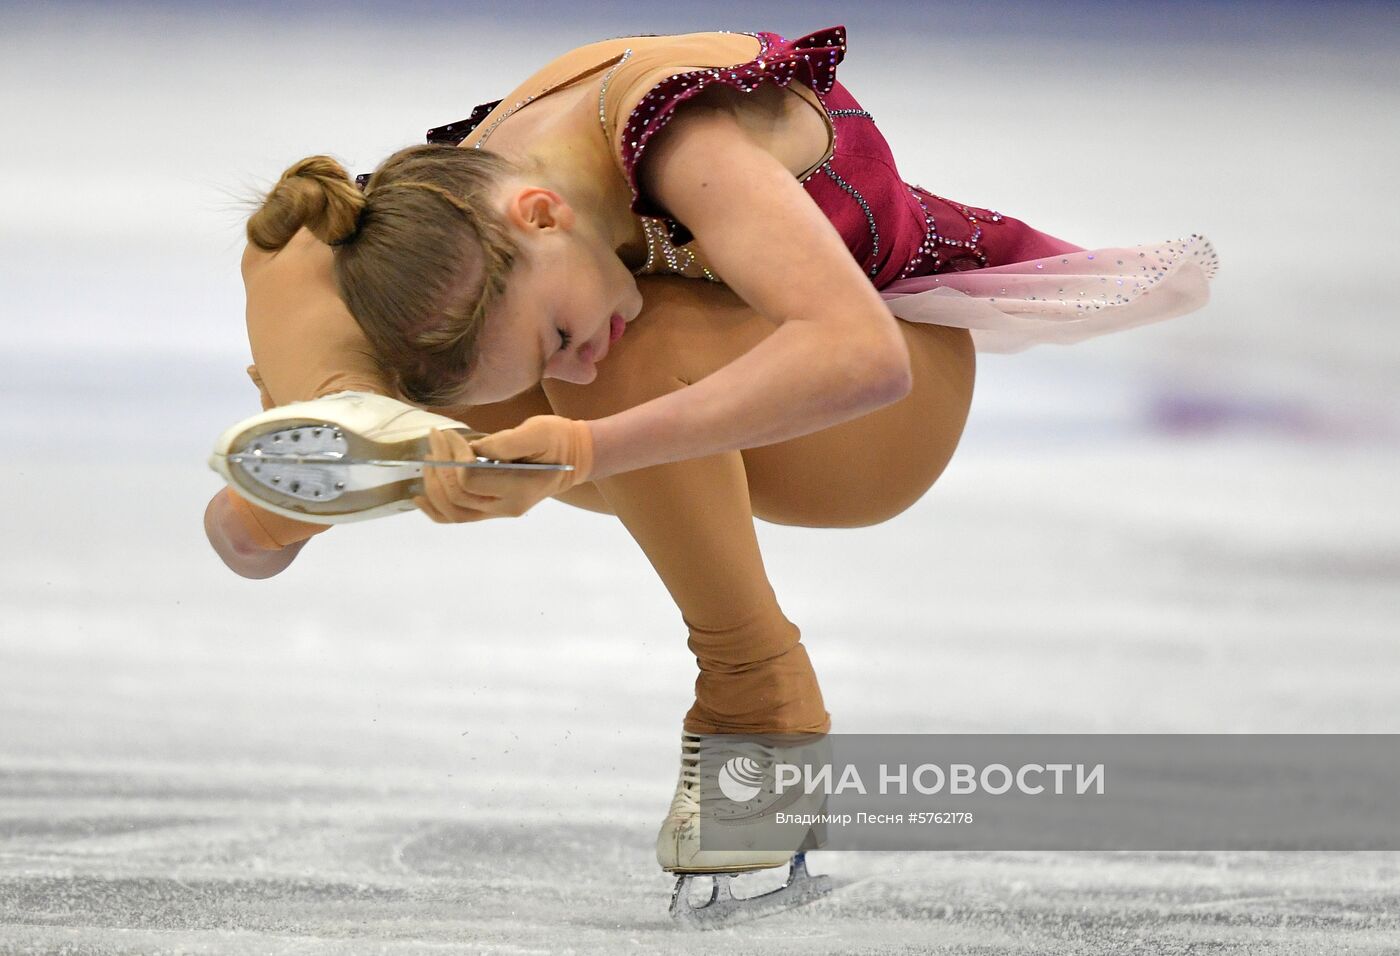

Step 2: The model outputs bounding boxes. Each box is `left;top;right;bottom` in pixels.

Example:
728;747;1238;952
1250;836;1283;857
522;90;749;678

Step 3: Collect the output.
449;276;976;735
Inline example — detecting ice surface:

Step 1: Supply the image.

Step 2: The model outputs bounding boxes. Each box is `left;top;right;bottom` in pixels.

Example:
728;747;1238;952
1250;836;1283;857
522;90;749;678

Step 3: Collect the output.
2;2;1399;952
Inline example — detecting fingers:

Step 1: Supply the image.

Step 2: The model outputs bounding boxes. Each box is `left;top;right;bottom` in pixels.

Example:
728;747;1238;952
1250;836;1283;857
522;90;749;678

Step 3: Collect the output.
417;429;498;523
448;467;561;501
412;493;447;523
428;429;533;506
436;427;477;462
415;491;494;523
417;479;493;523
466;426;515;465
420;431;551;523
413;427;569;523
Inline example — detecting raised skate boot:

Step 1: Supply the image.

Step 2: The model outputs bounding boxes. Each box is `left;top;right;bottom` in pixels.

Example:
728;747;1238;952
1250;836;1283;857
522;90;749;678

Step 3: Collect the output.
207;390;492;524
658;731;834;929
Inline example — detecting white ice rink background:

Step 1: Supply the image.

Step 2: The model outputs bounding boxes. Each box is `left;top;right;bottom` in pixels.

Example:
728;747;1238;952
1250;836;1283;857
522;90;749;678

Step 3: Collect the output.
1;1;1398;952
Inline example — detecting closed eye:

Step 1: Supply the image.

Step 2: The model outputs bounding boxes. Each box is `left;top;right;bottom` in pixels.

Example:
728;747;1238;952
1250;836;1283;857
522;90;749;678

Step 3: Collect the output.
557;327;572;352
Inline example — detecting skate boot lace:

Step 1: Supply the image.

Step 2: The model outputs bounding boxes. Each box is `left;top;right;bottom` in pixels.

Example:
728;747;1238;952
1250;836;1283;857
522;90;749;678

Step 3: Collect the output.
671;733;780;817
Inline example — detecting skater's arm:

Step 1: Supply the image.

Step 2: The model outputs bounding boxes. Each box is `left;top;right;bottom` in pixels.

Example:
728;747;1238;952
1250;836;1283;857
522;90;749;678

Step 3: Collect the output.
587;95;912;480
204;487;310;578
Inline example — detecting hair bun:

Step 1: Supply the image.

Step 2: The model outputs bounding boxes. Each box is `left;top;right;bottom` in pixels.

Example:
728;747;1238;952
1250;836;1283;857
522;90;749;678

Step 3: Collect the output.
328;204;368;247
247;154;366;251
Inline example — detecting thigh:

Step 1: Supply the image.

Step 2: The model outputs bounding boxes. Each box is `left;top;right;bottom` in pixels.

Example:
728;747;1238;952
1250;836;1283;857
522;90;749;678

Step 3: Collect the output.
551;275;975;529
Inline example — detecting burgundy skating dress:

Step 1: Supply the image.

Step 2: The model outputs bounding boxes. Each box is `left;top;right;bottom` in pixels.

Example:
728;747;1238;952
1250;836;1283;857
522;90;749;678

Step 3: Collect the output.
416;25;1219;352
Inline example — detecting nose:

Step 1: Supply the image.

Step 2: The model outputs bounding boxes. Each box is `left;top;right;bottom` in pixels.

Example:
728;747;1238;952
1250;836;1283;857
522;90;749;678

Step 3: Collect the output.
544;352;597;386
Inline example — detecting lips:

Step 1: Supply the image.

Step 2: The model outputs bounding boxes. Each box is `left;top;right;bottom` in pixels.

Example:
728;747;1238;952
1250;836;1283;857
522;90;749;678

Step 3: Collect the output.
577;315;626;369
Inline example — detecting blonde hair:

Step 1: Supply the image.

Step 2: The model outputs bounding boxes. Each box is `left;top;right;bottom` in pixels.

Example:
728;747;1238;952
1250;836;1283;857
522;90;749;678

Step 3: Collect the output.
246;145;524;406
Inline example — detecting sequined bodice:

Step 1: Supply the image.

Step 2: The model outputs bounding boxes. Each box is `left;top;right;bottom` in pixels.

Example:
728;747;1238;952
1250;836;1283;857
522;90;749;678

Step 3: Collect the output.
403;26;1005;290
635;216;719;281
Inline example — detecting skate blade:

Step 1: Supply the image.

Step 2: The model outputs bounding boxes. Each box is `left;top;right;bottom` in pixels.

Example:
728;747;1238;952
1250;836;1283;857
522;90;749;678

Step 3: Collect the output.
668;852;831;930
212;420;569;521
212;419;432;519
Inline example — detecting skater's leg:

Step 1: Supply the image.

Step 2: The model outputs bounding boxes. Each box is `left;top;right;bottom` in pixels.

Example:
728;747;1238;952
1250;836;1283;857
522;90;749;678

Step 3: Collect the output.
740;316;974;528
542;278;824;734
442;303;976;527
540;277;976;734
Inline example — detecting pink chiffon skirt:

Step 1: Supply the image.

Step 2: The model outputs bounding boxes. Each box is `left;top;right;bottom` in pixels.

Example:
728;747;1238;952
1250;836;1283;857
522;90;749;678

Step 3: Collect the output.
879;232;1220;352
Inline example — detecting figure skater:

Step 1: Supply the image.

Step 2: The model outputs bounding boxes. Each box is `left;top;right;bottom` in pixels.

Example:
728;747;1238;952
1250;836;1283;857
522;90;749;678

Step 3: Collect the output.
203;25;1218;925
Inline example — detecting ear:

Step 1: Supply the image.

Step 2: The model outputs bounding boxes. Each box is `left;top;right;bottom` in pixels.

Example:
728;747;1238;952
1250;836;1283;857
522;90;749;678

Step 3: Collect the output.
503;185;575;232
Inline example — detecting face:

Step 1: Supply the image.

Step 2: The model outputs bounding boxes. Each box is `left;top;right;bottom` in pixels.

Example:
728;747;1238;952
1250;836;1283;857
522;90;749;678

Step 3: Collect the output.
454;184;643;406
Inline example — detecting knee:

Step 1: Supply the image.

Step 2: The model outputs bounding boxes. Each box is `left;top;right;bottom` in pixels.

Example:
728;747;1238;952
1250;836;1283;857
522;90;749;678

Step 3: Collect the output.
542;306;686;419
746;323;975;529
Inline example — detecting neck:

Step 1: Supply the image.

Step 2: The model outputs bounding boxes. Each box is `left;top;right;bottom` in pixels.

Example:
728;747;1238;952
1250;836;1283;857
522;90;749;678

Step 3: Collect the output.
483;111;642;265
539;147;638;256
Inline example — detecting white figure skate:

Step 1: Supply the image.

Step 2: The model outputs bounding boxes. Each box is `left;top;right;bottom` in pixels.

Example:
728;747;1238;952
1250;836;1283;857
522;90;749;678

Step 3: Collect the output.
207;390;571;524
658;731;834;929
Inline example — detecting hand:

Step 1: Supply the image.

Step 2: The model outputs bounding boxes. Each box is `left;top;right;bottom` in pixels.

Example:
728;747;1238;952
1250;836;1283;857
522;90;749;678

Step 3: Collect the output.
412;416;594;523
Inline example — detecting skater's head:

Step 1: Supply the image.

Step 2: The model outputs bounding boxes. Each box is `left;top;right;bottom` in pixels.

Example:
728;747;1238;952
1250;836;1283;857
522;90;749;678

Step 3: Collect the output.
247;146;640;406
